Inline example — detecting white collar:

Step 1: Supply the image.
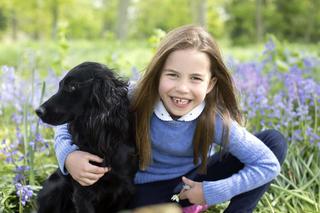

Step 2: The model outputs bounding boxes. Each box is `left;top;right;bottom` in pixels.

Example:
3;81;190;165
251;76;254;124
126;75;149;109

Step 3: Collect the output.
154;100;205;121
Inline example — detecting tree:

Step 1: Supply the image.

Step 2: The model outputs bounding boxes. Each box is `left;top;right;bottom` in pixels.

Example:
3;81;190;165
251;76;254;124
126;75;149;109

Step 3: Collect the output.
100;0;117;38
206;0;226;38
0;0;21;40
272;0;320;42
191;0;207;28
133;0;192;38
255;0;263;42
116;0;130;40
49;0;59;40
225;0;256;44
0;9;7;32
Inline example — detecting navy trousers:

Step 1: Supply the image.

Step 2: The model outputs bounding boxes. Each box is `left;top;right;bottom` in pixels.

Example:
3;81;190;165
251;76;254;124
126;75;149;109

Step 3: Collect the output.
130;129;287;213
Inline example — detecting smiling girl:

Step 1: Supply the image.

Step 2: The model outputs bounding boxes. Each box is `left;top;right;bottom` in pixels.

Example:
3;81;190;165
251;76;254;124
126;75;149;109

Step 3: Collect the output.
54;25;287;213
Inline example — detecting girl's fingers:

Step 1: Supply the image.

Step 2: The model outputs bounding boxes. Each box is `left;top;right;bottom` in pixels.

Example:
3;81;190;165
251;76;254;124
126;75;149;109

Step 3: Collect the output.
76;172;104;186
84;153;111;174
179;191;188;200
182;176;194;187
86;153;104;163
80;172;104;180
86;164;110;174
78;180;88;186
78;178;97;186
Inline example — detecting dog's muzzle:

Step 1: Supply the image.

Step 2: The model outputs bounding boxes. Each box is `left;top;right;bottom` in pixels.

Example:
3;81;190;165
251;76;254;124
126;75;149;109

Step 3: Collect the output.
35;106;46;118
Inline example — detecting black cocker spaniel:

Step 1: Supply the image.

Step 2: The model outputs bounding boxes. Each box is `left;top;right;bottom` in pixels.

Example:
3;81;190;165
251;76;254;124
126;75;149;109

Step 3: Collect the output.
35;62;138;213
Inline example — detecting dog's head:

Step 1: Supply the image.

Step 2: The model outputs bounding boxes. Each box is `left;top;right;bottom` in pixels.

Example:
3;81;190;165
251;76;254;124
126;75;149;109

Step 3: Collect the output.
35;62;128;126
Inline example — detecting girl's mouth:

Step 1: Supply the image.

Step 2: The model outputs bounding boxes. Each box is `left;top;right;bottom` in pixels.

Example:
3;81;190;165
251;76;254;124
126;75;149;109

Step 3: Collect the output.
171;97;191;108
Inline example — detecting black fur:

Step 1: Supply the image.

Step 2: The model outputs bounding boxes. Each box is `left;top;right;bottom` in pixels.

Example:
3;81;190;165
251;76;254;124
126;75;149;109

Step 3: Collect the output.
35;62;138;213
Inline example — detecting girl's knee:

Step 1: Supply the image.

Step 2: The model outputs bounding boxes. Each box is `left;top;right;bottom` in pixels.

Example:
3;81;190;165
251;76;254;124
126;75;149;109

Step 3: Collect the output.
258;129;288;164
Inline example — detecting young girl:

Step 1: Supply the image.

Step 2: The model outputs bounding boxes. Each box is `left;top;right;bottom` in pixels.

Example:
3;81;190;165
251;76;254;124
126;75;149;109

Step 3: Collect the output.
54;25;287;213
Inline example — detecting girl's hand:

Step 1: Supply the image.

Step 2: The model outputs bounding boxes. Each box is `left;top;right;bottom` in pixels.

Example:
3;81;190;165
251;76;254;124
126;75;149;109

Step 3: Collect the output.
179;176;206;205
65;150;110;186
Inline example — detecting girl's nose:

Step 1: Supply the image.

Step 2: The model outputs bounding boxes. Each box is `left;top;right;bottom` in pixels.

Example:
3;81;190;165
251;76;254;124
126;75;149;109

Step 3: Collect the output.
175;82;189;93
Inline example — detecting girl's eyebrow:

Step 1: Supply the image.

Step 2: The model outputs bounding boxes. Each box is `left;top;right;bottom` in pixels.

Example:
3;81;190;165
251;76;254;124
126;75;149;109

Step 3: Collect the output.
163;68;206;77
190;73;205;77
163;68;179;73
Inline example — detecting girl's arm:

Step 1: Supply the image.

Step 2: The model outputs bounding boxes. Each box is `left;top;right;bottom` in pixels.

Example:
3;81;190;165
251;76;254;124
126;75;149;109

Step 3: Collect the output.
54;124;79;174
202;116;281;206
54;124;109;186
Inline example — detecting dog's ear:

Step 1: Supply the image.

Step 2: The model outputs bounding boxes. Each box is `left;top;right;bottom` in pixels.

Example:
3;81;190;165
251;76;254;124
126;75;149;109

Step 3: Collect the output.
90;76;129;129
91;77;126;108
91;77;111;109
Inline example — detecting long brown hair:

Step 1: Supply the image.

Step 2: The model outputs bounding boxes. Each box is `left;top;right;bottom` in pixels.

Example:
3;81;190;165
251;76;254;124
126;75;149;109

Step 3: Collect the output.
131;25;243;172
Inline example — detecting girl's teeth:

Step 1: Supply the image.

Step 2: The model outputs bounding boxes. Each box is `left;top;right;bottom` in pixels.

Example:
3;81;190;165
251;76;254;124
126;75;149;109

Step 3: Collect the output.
173;98;188;104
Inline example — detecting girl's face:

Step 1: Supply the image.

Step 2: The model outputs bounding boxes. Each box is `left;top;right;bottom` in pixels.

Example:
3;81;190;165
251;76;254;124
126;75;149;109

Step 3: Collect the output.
158;48;216;118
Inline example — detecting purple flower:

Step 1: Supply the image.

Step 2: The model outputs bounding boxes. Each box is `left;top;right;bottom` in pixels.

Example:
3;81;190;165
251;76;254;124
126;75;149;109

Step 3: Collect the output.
14;165;29;183
29;141;35;149
303;57;318;69
292;130;303;142
11;113;23;125
35;133;44;143
306;127;320;144
263;39;276;55
15;183;33;206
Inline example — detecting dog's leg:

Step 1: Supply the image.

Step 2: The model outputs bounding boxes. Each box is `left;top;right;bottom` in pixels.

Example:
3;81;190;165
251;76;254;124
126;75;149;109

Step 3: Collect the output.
73;188;96;213
37;170;75;213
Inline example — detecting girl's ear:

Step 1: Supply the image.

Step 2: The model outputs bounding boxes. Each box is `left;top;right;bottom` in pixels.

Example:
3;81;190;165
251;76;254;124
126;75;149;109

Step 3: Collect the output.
206;77;217;94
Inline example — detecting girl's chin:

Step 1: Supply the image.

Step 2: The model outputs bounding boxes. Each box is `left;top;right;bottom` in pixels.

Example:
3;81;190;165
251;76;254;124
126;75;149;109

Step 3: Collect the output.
167;108;192;118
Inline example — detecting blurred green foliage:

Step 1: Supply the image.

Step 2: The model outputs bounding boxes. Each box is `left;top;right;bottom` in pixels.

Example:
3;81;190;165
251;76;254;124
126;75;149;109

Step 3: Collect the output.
0;0;318;43
226;0;320;44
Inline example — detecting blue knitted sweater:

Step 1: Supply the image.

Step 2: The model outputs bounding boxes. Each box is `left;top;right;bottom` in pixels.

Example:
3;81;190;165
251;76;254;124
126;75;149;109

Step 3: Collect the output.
54;104;280;206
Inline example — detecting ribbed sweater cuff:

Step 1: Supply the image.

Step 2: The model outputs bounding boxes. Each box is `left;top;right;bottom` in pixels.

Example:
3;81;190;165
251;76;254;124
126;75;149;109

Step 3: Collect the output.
203;180;232;206
55;143;78;175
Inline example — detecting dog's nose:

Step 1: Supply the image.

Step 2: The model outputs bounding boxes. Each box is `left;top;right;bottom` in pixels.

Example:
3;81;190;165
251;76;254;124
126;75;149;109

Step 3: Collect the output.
35;106;46;118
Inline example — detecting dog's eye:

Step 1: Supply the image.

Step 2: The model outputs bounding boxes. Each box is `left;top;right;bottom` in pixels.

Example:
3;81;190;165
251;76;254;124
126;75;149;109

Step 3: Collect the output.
69;85;76;92
64;83;77;92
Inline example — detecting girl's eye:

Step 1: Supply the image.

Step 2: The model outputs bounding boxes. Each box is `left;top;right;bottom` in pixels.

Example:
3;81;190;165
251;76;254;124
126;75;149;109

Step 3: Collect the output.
191;77;203;81
167;73;178;78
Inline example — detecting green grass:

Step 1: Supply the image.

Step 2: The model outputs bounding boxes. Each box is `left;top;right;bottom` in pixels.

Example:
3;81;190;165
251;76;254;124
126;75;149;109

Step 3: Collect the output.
0;39;153;78
205;143;320;213
1;39;318;77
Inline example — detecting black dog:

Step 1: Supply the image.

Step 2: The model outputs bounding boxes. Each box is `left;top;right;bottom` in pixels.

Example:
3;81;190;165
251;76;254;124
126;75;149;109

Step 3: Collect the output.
35;62;138;213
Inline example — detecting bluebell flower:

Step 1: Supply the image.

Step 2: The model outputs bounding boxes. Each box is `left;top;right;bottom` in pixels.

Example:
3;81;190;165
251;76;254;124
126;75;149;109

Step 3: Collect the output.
263;39;276;55
15;183;33;206
292;130;303;142
303;57;318;69
29;141;35;149
13;165;29;183
306;127;320;144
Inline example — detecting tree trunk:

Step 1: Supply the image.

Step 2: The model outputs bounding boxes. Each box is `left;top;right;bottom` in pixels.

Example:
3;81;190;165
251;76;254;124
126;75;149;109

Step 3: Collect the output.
51;0;59;40
255;0;263;43
11;9;17;41
32;0;40;40
116;0;130;40
303;0;318;42
191;0;207;28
